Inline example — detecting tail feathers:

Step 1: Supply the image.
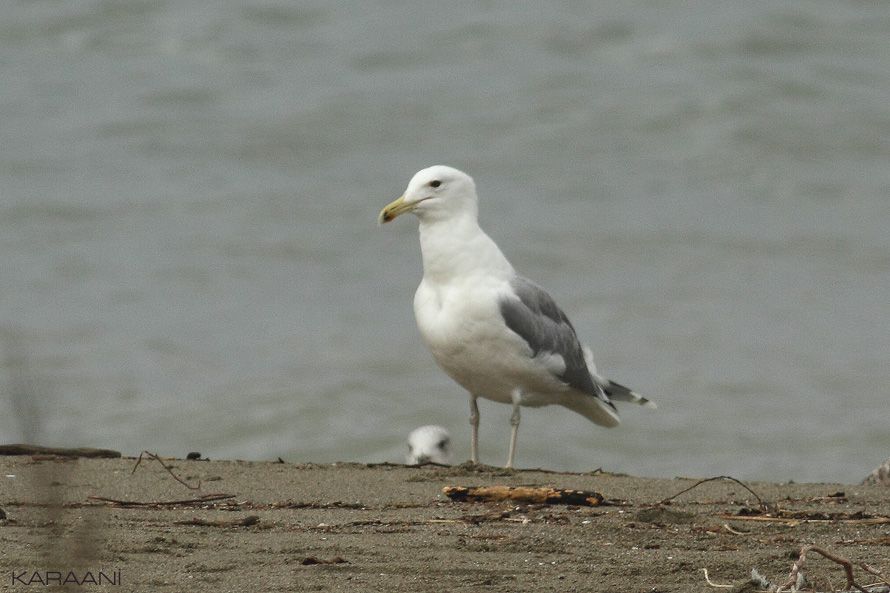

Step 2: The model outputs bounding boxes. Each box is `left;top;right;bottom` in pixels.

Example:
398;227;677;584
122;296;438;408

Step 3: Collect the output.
604;380;657;409
563;394;621;428
583;346;656;409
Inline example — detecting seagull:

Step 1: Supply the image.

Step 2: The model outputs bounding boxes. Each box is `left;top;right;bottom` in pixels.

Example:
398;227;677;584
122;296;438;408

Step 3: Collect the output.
406;425;453;465
379;166;655;468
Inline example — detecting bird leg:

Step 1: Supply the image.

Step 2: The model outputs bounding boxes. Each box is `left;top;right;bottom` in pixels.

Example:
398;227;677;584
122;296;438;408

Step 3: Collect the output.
469;395;480;464
506;391;522;469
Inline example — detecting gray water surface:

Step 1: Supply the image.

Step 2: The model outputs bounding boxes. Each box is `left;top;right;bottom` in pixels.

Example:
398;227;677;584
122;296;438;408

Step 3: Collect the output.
2;1;889;483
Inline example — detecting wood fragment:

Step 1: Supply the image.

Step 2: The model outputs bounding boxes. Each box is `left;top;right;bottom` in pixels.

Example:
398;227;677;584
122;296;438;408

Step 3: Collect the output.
443;485;603;506
0;444;121;458
173;515;259;527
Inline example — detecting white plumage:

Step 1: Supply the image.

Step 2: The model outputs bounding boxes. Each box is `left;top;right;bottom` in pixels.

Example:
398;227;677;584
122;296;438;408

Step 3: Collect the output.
406;425;453;465
380;166;654;468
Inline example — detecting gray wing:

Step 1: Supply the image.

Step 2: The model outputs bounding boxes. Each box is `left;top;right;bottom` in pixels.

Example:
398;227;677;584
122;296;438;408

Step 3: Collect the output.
499;276;615;408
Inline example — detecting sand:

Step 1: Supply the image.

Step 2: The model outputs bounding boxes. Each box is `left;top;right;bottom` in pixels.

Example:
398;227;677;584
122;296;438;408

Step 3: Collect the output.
2;454;889;592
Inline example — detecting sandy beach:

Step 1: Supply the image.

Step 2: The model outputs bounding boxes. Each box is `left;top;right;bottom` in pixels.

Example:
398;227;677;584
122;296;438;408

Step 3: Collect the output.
2;453;889;592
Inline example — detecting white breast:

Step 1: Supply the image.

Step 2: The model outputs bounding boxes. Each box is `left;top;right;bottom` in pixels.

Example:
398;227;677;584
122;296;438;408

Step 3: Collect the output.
413;277;561;405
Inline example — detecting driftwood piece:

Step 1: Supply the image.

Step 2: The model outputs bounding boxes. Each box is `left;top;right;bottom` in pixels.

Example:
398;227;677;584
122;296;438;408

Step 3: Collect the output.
443;485;603;506
0;444;121;458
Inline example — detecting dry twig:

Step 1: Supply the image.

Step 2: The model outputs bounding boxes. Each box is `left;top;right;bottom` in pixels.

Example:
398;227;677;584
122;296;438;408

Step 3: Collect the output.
659;475;769;511
132;450;200;490
88;493;234;507
717;513;890;526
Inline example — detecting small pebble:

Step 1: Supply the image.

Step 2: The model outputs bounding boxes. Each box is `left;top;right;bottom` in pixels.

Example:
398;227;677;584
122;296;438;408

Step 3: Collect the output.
186;452;201;460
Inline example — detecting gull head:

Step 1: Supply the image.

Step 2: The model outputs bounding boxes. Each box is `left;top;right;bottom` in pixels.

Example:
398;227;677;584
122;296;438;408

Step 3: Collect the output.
379;165;477;225
405;425;452;465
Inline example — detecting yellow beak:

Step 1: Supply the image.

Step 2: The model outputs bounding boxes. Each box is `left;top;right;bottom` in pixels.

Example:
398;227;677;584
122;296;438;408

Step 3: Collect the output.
378;194;413;224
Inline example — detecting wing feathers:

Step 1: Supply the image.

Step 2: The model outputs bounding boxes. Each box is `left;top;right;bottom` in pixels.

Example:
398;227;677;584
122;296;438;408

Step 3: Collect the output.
498;276;611;406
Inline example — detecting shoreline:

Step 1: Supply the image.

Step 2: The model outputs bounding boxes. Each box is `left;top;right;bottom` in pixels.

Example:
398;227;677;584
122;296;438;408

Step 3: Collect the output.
2;455;889;592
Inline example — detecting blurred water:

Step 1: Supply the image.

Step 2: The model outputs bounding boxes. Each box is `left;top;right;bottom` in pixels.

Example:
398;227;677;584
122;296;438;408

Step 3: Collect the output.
2;0;889;483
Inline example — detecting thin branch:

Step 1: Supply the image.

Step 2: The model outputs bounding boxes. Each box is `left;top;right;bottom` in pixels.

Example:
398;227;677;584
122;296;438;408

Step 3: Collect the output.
659;475;768;511
87;493;234;507
717;513;890;526
515;466;603;476
132;450;200;490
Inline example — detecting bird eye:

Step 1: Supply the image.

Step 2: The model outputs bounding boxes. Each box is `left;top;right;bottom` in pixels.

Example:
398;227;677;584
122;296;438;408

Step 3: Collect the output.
437;439;449;450
429;180;441;188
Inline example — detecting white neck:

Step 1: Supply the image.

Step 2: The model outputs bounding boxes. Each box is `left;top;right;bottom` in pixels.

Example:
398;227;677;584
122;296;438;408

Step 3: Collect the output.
417;213;514;285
